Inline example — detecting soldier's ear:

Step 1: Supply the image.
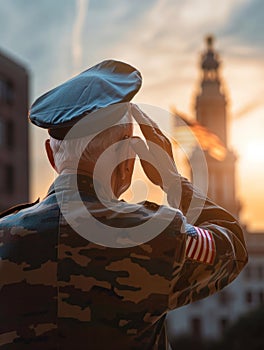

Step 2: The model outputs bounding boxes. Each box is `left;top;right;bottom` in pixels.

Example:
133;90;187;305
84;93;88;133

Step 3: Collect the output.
45;139;56;170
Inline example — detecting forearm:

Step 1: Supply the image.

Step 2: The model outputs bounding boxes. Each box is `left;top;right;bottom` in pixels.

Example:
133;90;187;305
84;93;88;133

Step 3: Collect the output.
168;175;247;260
167;175;248;307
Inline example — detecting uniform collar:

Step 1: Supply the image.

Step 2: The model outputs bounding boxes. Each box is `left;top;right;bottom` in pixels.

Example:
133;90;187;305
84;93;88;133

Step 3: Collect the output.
47;173;98;197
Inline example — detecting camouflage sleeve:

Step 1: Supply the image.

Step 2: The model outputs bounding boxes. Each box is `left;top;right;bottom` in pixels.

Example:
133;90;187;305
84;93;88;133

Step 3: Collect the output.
167;176;248;310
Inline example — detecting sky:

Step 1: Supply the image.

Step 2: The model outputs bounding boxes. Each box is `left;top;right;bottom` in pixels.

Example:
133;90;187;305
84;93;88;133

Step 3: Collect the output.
0;0;264;231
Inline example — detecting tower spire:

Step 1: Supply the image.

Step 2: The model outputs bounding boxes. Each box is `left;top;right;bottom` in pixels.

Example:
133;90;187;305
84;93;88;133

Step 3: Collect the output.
195;35;227;146
201;35;220;81
206;34;214;49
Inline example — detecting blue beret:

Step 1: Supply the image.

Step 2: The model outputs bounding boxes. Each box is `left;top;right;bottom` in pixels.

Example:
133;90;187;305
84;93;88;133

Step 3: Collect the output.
29;60;142;138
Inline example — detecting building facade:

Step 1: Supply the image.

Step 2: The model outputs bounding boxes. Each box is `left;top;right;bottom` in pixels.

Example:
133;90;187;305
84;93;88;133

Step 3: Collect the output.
167;231;264;340
0;51;29;211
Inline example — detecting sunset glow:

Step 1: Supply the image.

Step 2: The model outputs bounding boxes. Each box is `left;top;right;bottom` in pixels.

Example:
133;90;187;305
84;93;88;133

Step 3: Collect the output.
1;0;263;231
244;140;264;164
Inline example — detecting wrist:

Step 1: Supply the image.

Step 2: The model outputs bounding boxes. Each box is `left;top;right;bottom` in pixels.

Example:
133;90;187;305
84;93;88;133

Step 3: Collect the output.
166;175;182;208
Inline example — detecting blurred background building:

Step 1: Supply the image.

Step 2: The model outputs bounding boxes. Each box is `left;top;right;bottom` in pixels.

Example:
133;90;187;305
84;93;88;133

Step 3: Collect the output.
167;36;264;342
0;51;29;211
167;231;264;341
191;35;239;217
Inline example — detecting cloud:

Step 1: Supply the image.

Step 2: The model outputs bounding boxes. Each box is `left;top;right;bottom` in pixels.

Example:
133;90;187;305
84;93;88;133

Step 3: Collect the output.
219;0;264;56
0;0;77;96
71;0;89;74
1;0;257;101
89;0;251;112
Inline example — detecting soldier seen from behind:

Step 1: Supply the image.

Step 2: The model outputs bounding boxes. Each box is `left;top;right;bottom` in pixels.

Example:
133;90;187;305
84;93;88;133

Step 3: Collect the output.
0;60;248;349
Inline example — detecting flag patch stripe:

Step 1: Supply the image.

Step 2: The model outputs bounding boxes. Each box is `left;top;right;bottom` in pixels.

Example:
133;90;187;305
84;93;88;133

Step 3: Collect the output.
186;226;216;264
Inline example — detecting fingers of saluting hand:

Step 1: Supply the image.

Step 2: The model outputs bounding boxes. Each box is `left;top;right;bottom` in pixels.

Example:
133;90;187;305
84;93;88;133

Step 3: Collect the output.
130;137;162;186
131;103;160;133
131;104;173;158
130;137;154;162
130;136;178;188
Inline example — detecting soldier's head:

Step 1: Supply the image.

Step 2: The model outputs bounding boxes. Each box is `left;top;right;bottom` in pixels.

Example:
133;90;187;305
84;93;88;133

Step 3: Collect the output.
45;109;136;198
28;60;142;198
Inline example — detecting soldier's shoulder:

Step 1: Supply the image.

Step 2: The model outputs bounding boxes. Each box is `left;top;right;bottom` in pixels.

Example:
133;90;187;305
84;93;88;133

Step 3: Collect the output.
141;200;183;219
0;195;61;240
0;198;40;222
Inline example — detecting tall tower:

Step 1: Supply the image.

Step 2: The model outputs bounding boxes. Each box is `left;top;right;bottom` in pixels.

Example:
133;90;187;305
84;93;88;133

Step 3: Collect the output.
0;51;29;211
193;36;239;217
196;35;228;145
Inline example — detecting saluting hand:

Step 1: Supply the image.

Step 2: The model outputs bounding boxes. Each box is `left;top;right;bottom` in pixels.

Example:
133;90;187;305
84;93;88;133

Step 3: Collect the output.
130;104;179;193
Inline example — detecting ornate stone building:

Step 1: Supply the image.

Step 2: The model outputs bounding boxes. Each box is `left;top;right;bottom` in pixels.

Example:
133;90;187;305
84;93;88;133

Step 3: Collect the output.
191;35;239;217
167;36;264;342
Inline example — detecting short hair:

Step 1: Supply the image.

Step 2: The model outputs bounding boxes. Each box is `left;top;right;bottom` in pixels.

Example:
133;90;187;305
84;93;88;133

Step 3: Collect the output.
49;113;132;174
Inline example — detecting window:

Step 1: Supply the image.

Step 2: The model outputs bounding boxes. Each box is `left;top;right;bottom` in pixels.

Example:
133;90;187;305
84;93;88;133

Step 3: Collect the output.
0;119;14;149
257;266;263;280
0;78;14;104
0;80;6;100
259;291;264;304
244;266;251;280
215;171;223;204
245;291;253;304
0;119;4;146
5;164;14;194
190;317;202;338
220;318;229;335
6;120;14;149
218;290;231;306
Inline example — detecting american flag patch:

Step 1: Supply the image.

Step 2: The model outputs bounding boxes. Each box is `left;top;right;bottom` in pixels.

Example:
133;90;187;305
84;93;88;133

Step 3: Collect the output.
186;226;216;264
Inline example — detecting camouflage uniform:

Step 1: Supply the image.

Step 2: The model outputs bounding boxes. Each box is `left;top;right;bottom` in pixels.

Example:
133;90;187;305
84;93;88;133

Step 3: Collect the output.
0;174;248;349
